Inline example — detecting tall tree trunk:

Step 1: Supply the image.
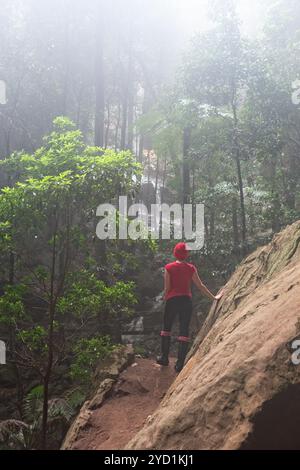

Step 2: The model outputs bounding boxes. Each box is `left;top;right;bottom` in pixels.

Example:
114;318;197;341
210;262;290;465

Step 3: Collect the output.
191;162;196;206
232;101;246;254
41;306;54;449
210;209;215;238
127;99;134;152
182;127;191;205
138;134;144;163
61;11;71;116
270;154;281;233
7;222;24;418
120;52;131;151
75;84;84;128
162;155;167;191
147;150;151;186
41;215;58;449
127;46;134;152
207;175;215;239
94;6;105;147
105;101;111;149
232;196;239;253
138;87;150;162
154;153;160;201
9;250;14;285
115;102;121;150
120;88;128;150
285;149;297;211
204;212;209;241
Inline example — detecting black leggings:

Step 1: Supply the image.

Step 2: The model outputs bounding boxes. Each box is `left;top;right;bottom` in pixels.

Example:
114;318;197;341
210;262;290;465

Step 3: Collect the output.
161;295;192;341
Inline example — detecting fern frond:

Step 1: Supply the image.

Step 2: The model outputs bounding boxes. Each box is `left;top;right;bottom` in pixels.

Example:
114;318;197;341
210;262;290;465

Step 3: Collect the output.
48;398;74;422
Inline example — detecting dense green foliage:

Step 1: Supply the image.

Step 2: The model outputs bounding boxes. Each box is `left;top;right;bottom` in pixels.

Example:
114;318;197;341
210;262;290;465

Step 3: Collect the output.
1;0;300;450
0;117;142;448
139;0;300;280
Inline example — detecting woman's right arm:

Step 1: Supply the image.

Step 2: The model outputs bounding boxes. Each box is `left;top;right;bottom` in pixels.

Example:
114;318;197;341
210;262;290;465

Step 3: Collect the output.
164;269;171;299
192;271;223;301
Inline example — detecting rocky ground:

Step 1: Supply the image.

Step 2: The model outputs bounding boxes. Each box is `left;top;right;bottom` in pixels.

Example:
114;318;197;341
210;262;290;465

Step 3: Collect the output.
62;356;177;450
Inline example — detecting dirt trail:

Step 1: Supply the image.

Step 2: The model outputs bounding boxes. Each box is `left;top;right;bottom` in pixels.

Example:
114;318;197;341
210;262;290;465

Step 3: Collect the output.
71;357;177;450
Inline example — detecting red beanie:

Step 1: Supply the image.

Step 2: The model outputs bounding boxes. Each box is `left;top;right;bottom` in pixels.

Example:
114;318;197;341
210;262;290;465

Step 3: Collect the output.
173;242;189;261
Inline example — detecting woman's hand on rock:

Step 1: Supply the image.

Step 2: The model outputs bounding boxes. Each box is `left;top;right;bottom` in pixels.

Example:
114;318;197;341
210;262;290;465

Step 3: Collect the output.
215;289;224;301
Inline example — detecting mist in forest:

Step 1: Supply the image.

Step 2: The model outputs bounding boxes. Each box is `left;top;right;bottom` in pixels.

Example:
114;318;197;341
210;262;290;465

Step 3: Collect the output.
1;0;300;451
0;0;276;155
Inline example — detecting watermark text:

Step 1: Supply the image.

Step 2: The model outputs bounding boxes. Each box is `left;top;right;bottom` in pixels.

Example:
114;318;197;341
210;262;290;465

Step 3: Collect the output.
96;197;204;250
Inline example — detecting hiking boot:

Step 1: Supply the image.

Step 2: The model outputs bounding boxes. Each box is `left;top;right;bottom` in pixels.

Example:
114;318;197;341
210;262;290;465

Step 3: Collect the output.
156;356;169;366
156;335;171;366
174;341;189;373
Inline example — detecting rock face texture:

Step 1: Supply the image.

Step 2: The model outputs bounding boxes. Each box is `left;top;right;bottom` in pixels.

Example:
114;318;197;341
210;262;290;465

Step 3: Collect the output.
127;221;300;450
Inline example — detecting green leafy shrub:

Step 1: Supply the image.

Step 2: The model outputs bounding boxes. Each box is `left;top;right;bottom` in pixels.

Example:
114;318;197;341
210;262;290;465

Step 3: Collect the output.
70;336;117;382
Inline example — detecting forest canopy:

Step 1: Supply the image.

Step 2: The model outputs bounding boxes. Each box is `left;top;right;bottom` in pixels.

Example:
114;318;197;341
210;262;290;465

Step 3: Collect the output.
1;0;300;450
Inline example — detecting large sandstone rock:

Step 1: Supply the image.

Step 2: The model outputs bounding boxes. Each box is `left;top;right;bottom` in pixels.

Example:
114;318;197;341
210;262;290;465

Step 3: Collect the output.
127;221;300;450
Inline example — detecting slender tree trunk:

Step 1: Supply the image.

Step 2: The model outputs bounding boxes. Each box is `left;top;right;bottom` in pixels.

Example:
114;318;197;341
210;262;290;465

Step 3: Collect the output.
115;102;121;150
270;154;281;233
204;212;209;241
191;163;195;206
182;127;191;205
9;250;14;285
138;87;150;162
120;86;128;150
210;210;215;238
134;105;139;156
5;129;10;158
232;196;239;252
138;135;144;163
9;326;24;419
232;101;246;254
162;155;167;191
61;13;71;116
127;99;134;152
41;305;54;449
7;220;24;417
94;6;105;147
127;53;134;152
154;153;160;201
207;175;215;239
285;150;297;211
105;101;111;149
234;152;246;251
147;150;151;186
75;84;84;128
41;214;58;449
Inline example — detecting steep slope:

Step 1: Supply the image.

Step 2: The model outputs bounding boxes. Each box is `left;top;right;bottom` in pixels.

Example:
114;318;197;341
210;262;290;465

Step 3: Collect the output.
126;221;300;450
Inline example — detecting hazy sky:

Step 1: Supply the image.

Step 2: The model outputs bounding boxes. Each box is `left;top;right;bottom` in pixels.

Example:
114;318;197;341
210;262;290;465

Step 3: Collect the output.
172;0;272;39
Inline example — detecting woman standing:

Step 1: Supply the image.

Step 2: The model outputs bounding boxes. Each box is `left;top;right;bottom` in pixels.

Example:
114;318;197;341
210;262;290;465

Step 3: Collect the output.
157;242;223;372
